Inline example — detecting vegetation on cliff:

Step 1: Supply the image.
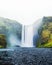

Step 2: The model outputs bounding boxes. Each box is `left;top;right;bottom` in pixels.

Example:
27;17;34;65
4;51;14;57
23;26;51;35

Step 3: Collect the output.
37;17;52;48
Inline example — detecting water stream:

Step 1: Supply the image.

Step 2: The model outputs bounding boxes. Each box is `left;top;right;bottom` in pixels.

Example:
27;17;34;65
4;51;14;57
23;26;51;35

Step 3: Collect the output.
21;25;33;47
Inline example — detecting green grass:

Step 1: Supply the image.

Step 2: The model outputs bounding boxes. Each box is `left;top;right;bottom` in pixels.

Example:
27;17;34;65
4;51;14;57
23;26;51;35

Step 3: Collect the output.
37;42;52;48
0;45;4;48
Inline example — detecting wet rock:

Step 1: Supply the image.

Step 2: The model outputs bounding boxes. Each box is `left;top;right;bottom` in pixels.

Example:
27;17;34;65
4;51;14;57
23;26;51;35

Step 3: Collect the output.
0;48;52;65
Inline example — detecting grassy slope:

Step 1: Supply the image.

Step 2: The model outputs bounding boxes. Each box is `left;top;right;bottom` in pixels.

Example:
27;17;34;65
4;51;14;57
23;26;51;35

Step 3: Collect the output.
37;42;52;48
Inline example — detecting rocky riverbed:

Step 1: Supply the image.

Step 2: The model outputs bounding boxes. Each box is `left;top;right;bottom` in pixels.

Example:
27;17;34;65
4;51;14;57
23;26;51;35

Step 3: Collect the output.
0;48;52;65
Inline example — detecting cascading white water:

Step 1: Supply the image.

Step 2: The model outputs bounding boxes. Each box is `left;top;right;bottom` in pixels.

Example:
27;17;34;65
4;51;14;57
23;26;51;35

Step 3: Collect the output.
21;25;25;47
21;25;33;47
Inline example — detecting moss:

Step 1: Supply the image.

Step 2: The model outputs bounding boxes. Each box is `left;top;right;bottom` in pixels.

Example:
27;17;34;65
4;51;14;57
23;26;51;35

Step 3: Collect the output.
37;17;52;48
37;42;52;48
0;34;7;48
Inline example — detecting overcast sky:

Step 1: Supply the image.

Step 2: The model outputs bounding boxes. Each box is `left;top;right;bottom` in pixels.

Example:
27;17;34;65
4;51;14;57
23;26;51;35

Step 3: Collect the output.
0;0;52;25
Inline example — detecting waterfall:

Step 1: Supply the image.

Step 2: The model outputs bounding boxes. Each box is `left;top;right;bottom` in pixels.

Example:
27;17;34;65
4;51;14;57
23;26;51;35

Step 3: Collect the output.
21;25;33;47
21;25;25;47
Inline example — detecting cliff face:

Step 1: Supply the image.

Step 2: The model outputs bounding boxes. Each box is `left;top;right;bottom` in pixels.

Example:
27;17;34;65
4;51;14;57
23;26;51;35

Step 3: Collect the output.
37;17;52;48
0;17;22;48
